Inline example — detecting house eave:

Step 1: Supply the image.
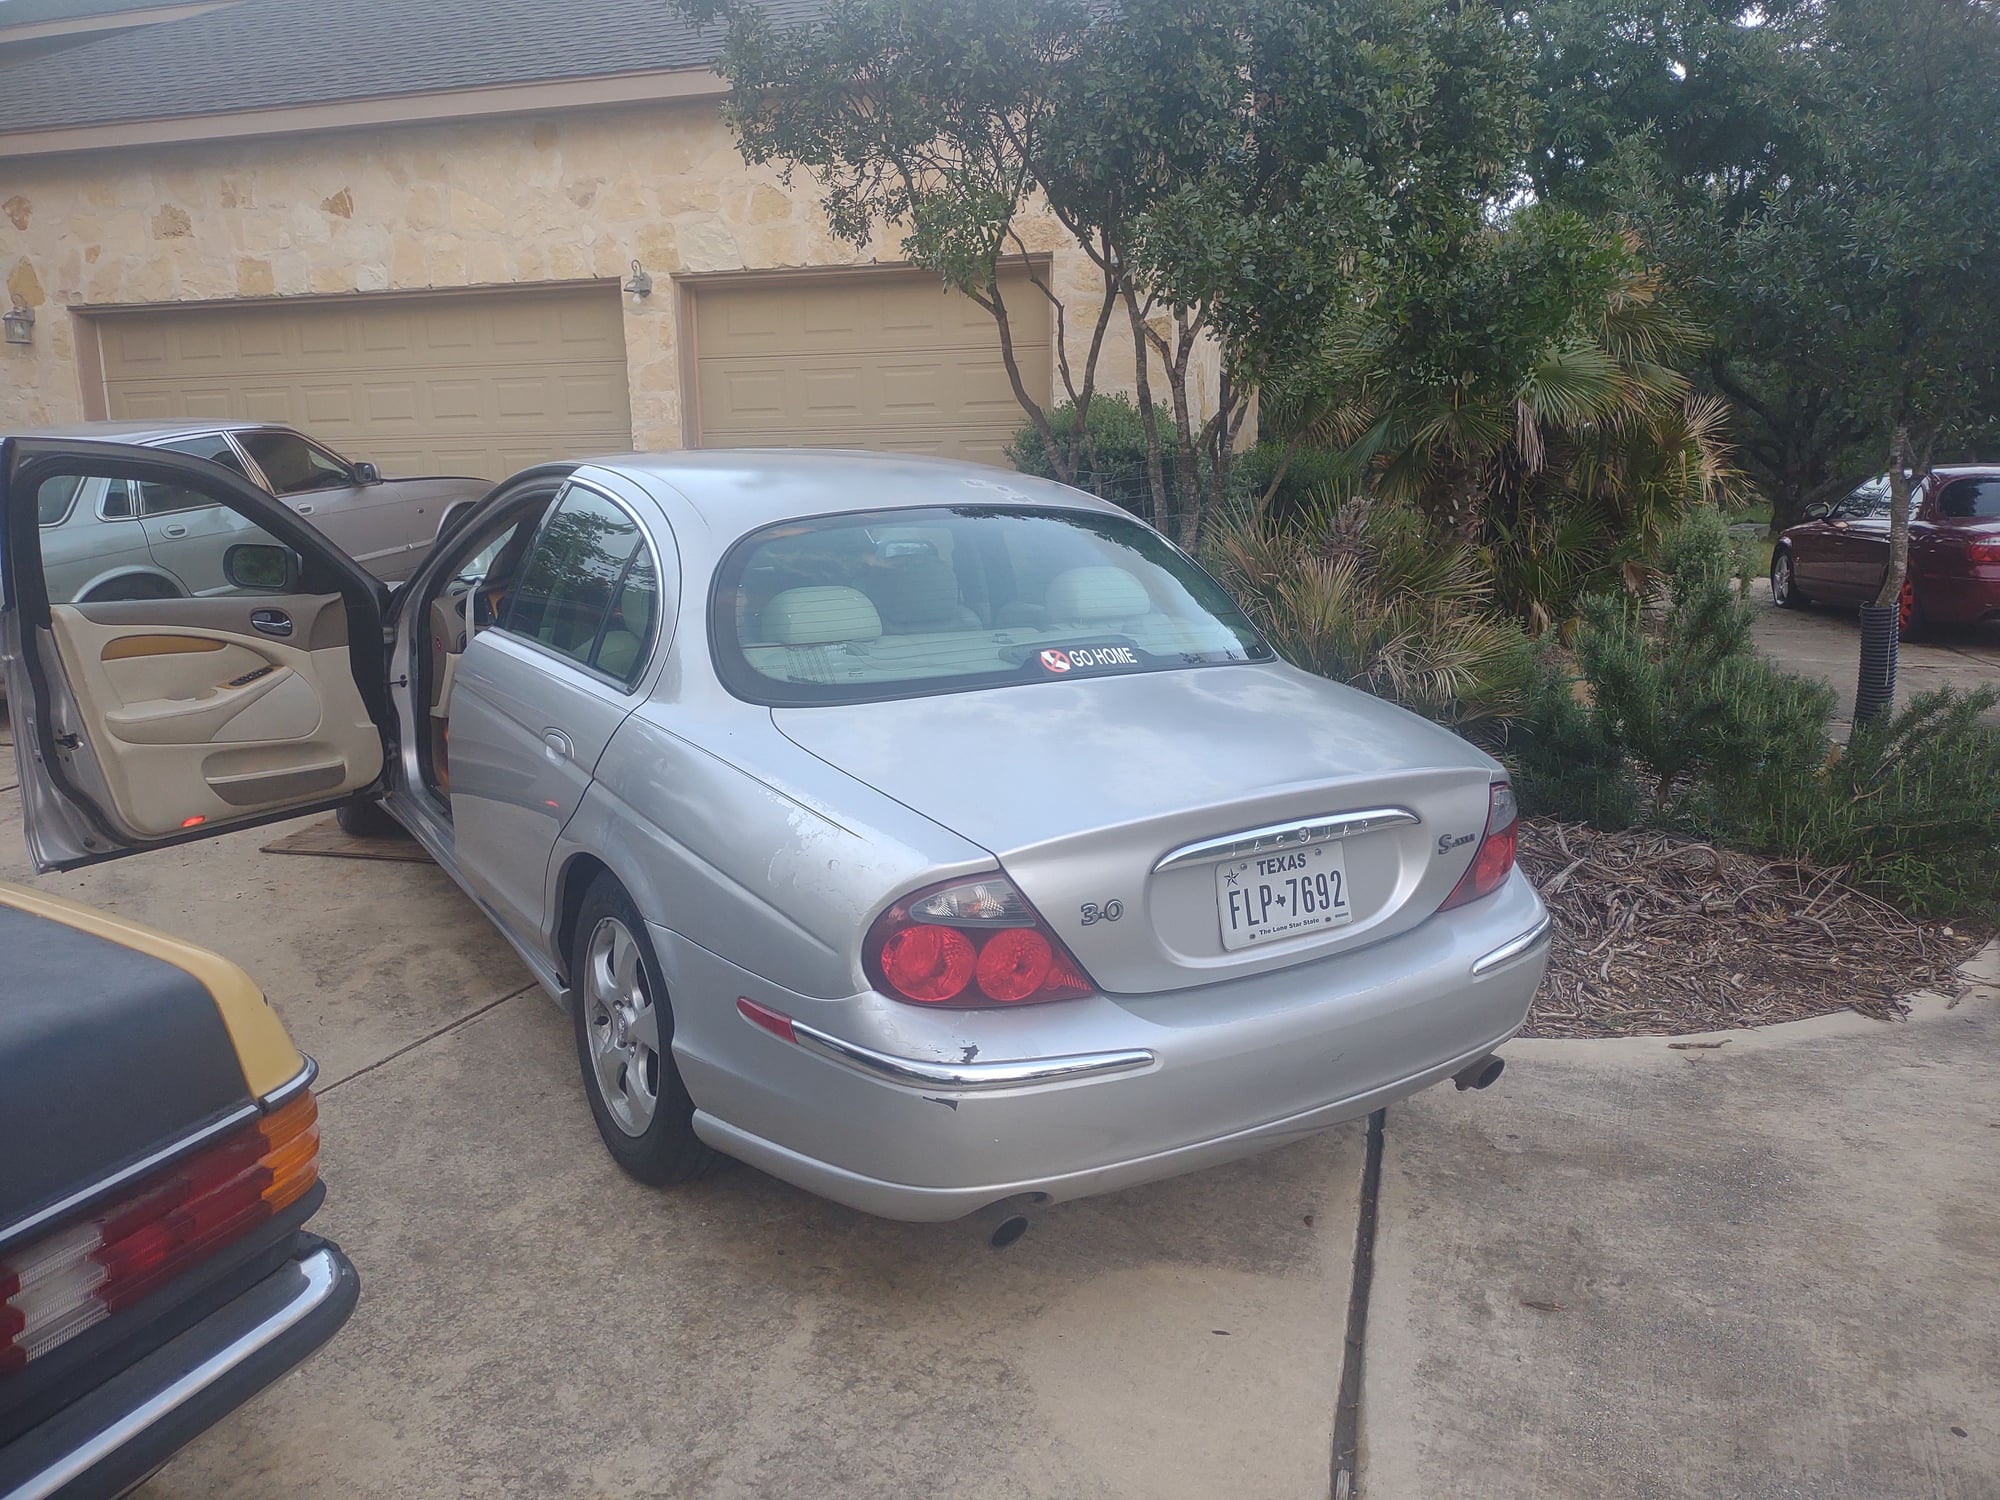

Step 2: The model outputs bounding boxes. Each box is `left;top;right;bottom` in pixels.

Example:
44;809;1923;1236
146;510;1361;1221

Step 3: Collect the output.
0;65;730;161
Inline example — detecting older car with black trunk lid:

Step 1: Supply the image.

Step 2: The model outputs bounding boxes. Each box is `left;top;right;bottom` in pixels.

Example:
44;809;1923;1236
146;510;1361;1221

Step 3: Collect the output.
0;882;355;1500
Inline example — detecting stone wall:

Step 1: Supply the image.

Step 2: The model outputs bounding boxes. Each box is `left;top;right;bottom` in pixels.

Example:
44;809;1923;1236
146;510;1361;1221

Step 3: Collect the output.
0;97;1217;455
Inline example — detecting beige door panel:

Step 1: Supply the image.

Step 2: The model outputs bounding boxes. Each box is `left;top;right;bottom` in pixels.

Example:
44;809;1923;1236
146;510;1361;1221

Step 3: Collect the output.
48;596;384;838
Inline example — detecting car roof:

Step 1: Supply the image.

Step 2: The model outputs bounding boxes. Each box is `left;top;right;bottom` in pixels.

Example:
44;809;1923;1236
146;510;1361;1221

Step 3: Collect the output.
1928;464;2000;479
578;449;1129;539
5;419;285;443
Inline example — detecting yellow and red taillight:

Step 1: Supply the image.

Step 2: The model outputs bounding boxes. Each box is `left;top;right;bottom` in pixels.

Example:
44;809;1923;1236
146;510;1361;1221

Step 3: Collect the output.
0;1092;320;1378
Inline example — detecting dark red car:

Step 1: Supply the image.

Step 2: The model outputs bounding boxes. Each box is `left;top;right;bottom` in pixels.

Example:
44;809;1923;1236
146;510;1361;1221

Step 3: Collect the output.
1771;466;2000;634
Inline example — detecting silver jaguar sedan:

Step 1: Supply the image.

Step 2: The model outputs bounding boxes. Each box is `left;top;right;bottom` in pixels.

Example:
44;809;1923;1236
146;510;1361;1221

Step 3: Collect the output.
1;440;1551;1221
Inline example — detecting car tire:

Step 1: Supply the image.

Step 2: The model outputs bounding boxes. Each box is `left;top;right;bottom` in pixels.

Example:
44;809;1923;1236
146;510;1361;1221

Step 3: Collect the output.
334;799;407;839
570;874;720;1187
82;573;182;603
1770;548;1808;609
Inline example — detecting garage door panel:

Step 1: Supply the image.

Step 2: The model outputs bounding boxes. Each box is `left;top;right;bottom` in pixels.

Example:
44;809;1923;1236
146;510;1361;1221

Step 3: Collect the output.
692;269;1048;466
98;287;632;480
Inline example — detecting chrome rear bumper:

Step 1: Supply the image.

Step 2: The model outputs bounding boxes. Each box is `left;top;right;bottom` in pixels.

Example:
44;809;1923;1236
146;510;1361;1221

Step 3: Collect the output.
1;1243;358;1500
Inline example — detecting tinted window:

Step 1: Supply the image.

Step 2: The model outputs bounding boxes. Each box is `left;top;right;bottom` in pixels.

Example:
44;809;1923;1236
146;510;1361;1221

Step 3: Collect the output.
500;488;651;679
1939;477;2000;519
237;429;352;495
154;433;250;479
100;478;137;519
1839;479;1892;519
37;474;82;526
138;479;224;517
712;506;1270;706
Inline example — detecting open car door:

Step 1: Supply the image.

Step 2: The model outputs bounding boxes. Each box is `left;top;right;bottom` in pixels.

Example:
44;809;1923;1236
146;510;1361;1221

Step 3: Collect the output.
2;437;397;872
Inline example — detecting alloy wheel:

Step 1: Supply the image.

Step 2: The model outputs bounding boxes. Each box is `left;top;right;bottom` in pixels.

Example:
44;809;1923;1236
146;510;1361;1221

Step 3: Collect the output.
581;916;660;1138
1771;552;1792;605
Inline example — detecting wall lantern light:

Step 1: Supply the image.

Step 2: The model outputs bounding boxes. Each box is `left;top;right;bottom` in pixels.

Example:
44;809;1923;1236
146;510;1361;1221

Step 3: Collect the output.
622;260;654;298
1;305;32;346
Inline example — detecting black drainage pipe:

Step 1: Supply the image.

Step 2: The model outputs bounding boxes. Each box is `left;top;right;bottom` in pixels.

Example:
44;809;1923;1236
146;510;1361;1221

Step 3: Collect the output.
1855;603;1899;724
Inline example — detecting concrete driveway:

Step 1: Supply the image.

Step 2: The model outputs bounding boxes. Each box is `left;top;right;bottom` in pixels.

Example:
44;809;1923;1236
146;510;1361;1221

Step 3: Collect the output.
1749;582;2000;731
0;739;1360;1500
5;704;1999;1497
1362;964;2000;1499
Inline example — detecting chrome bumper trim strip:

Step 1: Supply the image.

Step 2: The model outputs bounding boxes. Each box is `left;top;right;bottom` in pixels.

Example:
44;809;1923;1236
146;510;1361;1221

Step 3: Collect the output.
1153;807;1421;874
1470;913;1555;976
785;1020;1155;1093
0;1104;259;1253
260;1053;318;1110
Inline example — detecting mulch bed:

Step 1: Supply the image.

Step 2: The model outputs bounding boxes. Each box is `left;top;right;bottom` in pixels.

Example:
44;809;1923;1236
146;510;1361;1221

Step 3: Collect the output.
1517;818;1987;1038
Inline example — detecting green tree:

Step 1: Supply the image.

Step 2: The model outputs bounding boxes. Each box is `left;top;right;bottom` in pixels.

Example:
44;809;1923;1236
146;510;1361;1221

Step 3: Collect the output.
1260;205;1737;631
1523;0;2000;540
676;0;1531;546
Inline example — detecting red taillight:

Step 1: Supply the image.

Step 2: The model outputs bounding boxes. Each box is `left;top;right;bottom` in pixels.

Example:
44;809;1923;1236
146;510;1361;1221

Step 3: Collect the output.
865;875;1096;1006
879;924;977;1002
1965;539;2000;564
0;1092;320;1378
1439;782;1519;912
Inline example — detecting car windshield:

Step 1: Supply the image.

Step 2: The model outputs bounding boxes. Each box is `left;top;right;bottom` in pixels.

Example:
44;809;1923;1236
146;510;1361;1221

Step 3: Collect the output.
1939;476;2000;518
712;505;1271;705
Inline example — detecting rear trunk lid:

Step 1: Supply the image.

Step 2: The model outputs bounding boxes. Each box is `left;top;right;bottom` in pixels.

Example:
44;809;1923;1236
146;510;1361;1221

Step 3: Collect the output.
772;662;1502;993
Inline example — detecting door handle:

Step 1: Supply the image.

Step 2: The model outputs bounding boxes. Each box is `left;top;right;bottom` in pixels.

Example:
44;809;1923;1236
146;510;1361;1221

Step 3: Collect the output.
542;728;574;762
294;503;315;516
161;524;190;538
249;608;293;638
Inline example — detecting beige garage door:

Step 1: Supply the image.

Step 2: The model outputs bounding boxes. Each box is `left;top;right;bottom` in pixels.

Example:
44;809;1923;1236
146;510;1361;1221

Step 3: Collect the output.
94;286;632;482
690;267;1050;467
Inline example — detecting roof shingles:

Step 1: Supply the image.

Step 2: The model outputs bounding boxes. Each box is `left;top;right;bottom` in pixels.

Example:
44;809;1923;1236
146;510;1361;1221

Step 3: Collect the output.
0;0;823;135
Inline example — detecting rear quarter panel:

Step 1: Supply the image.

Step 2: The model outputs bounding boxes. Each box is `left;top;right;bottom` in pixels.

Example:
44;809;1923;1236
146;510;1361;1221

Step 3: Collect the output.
554;700;995;1000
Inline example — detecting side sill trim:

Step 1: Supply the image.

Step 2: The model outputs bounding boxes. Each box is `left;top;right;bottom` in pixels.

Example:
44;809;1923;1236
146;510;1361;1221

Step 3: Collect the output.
1470;913;1554;976
786;1020;1155;1093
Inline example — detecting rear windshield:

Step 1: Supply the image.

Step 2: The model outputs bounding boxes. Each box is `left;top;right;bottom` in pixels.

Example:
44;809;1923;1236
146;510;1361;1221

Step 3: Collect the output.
1938;477;2000;519
711;506;1271;705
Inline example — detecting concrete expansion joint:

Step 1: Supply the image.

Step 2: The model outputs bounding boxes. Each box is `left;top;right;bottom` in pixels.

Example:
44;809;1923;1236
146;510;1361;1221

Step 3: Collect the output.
1331;1107;1386;1500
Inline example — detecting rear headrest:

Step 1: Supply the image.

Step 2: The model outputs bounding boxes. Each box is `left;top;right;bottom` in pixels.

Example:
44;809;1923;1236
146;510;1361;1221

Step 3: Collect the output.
761;586;883;645
1045;566;1152;623
870;557;963;626
617;579;653;639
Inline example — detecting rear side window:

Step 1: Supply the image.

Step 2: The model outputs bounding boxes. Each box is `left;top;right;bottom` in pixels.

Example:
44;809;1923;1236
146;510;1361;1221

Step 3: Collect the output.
711;505;1270;706
37;474;82;526
153;433;250;480
500;487;657;685
1939;477;2000;519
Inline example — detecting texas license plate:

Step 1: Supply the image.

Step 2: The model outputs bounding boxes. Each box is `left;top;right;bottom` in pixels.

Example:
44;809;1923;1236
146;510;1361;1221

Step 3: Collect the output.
1215;842;1353;951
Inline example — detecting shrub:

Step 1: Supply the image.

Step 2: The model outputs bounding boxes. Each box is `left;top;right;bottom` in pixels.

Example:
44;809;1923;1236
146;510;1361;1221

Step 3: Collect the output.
1514;508;2000;920
1230;441;1360;521
1208;496;1535;747
1004;394;1167;517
